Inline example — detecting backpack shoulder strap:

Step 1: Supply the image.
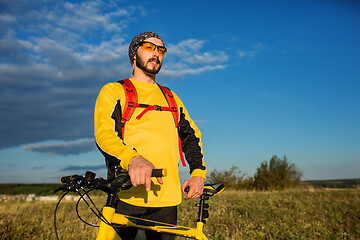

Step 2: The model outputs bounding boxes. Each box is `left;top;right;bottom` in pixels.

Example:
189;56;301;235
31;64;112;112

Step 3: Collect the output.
158;84;186;167
158;85;179;127
118;78;138;139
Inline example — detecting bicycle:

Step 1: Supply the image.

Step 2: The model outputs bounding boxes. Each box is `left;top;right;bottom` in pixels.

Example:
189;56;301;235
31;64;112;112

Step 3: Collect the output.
53;165;224;240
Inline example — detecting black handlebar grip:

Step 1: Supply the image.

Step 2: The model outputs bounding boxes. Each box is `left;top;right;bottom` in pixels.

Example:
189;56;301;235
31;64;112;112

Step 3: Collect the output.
60;176;72;183
60;174;79;183
151;169;167;177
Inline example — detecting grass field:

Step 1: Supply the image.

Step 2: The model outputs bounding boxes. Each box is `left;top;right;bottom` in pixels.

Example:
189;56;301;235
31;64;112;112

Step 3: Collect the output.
1;188;360;239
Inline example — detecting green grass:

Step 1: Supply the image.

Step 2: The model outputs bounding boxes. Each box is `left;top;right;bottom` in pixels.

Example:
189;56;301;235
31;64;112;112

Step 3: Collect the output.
1;189;359;239
303;179;360;189
0;183;63;196
178;189;360;239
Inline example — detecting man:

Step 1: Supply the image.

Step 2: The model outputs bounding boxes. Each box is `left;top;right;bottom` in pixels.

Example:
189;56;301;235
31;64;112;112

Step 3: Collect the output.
94;32;207;240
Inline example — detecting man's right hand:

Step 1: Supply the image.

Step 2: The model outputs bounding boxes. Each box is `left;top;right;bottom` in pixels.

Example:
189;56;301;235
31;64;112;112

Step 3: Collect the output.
128;155;163;192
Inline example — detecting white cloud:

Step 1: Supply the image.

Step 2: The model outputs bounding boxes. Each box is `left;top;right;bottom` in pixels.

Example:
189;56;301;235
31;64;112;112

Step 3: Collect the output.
238;41;265;60
163;39;229;78
23;138;96;155
0;14;17;23
161;65;226;78
0;31;33;64
79;37;128;63
59;2;113;31
168;39;205;55
189;51;229;64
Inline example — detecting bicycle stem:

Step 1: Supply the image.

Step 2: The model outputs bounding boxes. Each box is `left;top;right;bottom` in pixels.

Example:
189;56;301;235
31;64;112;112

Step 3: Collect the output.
196;194;210;223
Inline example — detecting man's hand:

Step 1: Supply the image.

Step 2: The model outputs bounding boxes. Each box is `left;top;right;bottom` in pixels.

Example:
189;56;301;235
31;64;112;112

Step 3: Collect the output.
128;156;163;192
181;176;205;200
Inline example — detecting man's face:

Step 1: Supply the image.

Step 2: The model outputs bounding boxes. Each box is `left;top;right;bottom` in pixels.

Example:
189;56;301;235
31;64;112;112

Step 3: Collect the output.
134;37;164;76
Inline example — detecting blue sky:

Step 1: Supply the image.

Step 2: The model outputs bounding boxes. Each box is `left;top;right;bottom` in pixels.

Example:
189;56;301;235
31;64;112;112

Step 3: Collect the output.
0;0;359;183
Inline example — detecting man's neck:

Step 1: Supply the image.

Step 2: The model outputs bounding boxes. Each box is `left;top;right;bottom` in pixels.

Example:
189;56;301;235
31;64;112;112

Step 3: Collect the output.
131;69;156;84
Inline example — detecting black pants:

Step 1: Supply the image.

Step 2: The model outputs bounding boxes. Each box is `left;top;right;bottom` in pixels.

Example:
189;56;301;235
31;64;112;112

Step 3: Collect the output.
114;200;177;240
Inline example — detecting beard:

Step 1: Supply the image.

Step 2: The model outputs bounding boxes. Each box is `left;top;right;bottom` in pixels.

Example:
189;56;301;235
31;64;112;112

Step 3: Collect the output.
135;53;162;75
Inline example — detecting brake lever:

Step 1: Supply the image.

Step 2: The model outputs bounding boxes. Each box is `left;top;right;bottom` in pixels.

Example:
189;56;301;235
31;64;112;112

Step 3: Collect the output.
108;174;132;190
61;175;85;192
52;185;68;194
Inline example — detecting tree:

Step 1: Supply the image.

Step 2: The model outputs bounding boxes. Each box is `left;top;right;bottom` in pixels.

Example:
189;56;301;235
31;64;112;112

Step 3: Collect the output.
253;155;302;190
207;166;251;190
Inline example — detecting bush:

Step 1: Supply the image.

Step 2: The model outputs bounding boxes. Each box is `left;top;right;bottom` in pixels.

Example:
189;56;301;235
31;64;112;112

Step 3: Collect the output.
207;155;302;191
207;166;253;190
253;155;302;190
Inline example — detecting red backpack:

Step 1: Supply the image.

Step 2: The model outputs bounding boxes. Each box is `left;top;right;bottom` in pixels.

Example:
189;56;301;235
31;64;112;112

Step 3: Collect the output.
119;78;186;167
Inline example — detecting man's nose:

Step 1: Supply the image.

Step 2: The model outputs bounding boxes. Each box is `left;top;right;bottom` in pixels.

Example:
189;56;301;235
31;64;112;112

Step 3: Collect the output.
152;48;160;56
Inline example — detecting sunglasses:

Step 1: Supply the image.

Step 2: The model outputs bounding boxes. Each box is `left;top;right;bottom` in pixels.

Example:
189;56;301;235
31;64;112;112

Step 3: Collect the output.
138;41;167;56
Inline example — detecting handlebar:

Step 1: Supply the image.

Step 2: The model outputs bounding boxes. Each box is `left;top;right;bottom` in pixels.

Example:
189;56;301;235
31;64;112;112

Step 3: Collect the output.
151;168;167;178
53;168;166;194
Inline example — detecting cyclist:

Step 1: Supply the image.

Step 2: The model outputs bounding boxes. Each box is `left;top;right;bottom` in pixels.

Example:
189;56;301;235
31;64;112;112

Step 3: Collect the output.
94;32;207;240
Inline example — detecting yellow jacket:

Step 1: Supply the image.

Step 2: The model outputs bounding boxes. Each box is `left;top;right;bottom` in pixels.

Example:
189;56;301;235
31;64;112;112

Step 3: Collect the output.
94;79;206;207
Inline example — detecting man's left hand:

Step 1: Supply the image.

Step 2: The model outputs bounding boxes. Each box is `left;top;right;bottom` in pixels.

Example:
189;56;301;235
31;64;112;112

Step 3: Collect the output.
181;176;204;200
